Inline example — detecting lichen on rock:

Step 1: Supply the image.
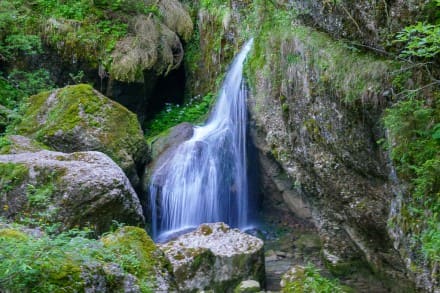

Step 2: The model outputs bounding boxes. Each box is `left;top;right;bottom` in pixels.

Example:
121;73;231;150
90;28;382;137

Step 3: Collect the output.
159;222;265;292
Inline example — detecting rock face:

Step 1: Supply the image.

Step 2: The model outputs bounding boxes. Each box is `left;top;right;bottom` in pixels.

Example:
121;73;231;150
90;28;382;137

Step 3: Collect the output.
15;84;149;189
293;0;430;48
246;25;415;290
149;122;194;161
0;150;145;234
159;223;265;292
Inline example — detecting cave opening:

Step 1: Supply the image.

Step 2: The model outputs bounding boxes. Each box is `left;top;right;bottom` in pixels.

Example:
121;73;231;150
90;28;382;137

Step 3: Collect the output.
148;64;186;118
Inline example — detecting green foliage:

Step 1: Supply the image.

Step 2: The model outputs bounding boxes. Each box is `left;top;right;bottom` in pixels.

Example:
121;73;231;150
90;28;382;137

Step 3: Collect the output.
384;96;440;262
7;69;54;98
0;224;157;292
394;0;440;60
145;93;215;138
0;34;42;61
395;22;440;59
282;264;348;293
0;69;54;134
26;182;54;208
0;162;28;194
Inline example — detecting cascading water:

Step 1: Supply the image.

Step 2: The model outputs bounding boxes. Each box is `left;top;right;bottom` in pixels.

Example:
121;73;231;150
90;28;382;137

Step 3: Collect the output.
149;39;253;240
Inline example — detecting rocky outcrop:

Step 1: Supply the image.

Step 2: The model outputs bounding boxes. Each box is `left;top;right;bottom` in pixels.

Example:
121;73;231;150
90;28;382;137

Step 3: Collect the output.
246;25;415;291
0;149;145;234
15;84;148;189
293;0;430;48
159;223;265;292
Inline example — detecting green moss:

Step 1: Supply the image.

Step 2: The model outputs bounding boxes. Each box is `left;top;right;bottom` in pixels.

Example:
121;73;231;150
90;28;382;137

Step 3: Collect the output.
200;224;213;235
0;228;28;240
0;162;28;194
237;0;394;107
14;90;52;135
102;226;166;291
322;253;369;277
16;84;146;174
0;224;167;292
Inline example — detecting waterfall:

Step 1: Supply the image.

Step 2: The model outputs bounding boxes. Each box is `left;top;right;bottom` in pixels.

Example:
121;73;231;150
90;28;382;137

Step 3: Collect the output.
150;39;253;240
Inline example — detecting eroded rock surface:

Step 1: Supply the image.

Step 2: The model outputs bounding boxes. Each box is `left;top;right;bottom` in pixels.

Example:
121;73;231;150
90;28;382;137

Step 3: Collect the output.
159;223;265;292
0;150;144;233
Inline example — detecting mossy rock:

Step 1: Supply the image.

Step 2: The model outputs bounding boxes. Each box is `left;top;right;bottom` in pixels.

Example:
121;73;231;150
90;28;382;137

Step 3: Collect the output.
102;226;175;291
0;135;49;155
159;223;265;292
15;84;148;188
0;224;173;292
0;150;145;234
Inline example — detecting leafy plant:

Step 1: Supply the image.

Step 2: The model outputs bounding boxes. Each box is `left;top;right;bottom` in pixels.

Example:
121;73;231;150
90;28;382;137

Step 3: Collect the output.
394;22;440;59
0;223;157;292
282;264;348;293
145;93;215;138
384;96;440;262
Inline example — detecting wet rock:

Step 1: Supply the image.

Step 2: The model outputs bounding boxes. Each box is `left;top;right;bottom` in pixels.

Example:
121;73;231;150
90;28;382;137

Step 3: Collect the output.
14;84;148;189
149;122;194;161
0;150;144;234
234;280;261;293
159;223;265;292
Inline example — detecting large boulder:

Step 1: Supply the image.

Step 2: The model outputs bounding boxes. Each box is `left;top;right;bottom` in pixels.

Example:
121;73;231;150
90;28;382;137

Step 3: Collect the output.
159;223;265;292
15;84;148;188
0;149;144;234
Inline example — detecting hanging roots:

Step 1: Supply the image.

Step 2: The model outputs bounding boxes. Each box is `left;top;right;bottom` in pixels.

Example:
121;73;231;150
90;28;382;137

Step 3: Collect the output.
110;0;192;82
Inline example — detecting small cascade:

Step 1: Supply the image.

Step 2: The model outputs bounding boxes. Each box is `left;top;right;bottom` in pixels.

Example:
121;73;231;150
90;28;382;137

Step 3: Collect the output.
149;39;253;240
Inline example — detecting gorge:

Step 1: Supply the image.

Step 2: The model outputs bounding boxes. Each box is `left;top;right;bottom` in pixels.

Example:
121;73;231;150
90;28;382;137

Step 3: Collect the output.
0;0;439;292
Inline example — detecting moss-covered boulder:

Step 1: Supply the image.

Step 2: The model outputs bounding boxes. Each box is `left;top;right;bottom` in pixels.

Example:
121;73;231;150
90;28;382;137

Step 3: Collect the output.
102;226;175;291
159;223;265;292
15;84;148;188
0;149;144;234
0;222;174;292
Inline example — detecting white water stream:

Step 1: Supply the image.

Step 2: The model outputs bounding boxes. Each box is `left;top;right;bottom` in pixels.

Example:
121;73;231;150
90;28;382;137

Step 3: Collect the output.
149;39;253;240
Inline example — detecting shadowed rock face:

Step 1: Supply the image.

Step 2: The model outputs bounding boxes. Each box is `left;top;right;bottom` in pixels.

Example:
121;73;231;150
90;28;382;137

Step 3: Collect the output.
291;0;430;48
0;150;145;234
159;223;265;292
246;26;417;291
